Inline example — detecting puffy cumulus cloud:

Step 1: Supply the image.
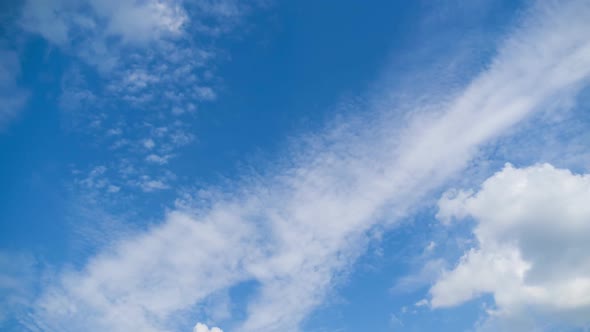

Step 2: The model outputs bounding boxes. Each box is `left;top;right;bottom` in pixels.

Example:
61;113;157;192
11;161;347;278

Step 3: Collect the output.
21;1;590;332
431;163;590;330
194;322;223;332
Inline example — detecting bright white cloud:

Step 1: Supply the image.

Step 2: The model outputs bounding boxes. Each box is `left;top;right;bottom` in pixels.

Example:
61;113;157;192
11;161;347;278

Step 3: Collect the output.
193;322;223;332
431;163;590;330
23;1;590;332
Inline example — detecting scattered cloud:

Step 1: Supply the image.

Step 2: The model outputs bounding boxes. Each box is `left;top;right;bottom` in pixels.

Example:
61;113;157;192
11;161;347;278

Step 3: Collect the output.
146;154;172;165
18;0;251;199
107;128;122;136
194;86;217;101
138;178;170;192
415;299;429;307
424;241;436;253
76;166;110;190
143;138;156;149
107;185;120;193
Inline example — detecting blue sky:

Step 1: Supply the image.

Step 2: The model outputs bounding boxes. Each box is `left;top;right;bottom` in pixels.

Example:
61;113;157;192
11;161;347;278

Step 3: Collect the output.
2;1;590;331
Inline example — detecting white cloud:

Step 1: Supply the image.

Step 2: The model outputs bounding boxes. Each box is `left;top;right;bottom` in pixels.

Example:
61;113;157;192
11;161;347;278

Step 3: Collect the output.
20;0;188;47
139;179;170;192
170;129;195;146
193;322;223;332
122;69;160;91
94;0;188;43
195;86;217;101
107;128;122;136
430;164;590;330
107;185;120;193
23;1;590;332
19;0;70;46
143;138;156;149
146;154;171;165
424;241;436;253
172;106;186;115
77;166;108;189
415;299;428;307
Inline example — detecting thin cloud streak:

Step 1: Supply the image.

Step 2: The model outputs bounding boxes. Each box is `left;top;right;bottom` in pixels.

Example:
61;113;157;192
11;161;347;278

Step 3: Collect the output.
24;1;590;332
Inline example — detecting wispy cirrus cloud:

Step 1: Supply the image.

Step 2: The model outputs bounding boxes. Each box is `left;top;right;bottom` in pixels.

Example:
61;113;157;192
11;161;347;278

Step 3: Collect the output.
19;1;590;332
